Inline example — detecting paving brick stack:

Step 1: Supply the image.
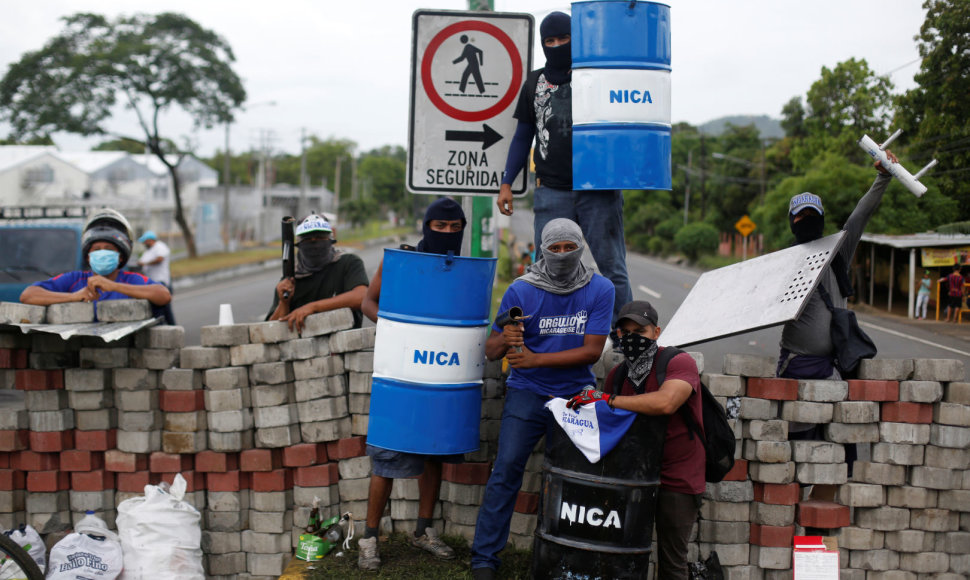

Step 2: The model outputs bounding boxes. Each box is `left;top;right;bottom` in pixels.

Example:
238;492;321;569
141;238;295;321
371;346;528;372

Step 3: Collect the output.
4;307;970;578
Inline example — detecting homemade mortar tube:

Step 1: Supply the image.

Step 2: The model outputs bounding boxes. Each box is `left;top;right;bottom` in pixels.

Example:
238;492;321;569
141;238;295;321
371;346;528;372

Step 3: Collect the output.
368;248;497;455
571;0;672;190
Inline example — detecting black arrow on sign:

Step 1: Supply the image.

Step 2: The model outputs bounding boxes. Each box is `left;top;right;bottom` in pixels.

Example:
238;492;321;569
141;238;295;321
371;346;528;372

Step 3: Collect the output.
445;124;503;150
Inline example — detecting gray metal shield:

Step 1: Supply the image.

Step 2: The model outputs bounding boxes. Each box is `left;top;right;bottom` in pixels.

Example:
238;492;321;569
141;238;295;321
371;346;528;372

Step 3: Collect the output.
659;232;845;348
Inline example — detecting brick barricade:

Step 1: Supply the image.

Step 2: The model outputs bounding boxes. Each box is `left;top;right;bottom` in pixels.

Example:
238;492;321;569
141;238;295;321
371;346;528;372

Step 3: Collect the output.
3;315;970;578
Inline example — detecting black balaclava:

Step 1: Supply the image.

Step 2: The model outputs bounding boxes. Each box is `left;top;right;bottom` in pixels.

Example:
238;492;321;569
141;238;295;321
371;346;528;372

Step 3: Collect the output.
417;197;466;255
540;11;571;85
789;211;825;244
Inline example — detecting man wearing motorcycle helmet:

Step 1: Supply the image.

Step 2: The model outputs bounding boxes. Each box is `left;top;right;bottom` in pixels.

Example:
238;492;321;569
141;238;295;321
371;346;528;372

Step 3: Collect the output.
20;209;171;317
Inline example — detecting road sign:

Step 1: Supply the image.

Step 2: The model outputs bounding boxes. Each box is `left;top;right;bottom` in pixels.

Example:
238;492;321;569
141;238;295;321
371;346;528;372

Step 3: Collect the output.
735;215;756;237
407;10;533;196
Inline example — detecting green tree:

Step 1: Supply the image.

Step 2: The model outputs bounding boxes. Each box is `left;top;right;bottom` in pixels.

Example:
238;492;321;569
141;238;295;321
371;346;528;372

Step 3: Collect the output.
359;151;408;219
896;0;970;217
780;97;807;139
674;222;719;262
0;12;246;257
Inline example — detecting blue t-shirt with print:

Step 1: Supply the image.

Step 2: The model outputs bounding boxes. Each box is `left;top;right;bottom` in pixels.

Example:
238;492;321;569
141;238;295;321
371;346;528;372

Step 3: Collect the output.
494;274;614;398
33;270;163;320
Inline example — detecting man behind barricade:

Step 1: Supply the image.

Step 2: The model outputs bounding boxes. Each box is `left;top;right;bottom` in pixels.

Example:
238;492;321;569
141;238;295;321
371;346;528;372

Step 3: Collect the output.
567;300;704;580
495;11;632;324
136;230;176;325
266;214;368;332
470;218;614;580
355;197;467;571
20;209;171;318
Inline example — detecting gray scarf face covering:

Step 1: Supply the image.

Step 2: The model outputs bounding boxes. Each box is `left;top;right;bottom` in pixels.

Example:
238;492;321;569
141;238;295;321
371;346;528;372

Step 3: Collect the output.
520;218;593;295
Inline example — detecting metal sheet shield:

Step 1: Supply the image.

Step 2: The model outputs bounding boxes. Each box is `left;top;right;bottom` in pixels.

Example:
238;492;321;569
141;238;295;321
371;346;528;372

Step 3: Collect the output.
659;232;845;348
4;318;160;343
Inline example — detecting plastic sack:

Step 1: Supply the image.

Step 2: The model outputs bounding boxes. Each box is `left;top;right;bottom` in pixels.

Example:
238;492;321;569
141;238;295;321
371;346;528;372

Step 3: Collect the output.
3;524;45;574
116;474;204;580
46;512;123;580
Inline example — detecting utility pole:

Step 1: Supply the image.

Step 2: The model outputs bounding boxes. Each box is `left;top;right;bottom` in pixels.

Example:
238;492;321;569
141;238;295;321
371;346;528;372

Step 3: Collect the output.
222;123;231;252
334;156;343;222
299;127;308;219
684;149;692;225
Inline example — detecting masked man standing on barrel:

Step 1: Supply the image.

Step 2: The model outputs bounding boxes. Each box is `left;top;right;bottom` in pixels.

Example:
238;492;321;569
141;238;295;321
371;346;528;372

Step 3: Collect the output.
470;218;614;580
266;214;369;332
355;197;466;571
567;300;704;580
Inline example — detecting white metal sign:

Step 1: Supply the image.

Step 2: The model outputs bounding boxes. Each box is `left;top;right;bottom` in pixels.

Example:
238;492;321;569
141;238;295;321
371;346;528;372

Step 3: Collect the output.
407;10;533;196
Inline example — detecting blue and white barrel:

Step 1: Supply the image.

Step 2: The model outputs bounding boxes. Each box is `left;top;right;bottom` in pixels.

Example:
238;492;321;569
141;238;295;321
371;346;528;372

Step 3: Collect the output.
368;249;497;455
571;0;672;190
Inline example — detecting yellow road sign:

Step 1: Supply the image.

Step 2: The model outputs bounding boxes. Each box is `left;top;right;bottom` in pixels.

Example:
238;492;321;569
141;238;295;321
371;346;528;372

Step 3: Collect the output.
735;215;756;237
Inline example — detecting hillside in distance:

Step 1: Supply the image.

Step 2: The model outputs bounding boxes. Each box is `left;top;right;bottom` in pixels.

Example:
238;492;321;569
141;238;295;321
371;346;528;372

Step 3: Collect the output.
697;115;785;139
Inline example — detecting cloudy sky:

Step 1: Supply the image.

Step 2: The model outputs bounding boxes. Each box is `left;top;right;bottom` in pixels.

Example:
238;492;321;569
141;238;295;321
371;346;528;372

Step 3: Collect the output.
1;1;926;157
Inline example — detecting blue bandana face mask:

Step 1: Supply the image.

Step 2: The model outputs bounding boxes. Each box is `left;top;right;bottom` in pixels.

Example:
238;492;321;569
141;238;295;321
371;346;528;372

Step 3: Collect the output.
89;249;120;276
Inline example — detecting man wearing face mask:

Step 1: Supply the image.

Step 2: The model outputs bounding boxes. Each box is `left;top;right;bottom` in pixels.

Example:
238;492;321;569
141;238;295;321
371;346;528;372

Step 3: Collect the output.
470;218;614;580
495;11;632;324
266;214;368;332
355;197;466;571
567;300;703;580
20;209;171;318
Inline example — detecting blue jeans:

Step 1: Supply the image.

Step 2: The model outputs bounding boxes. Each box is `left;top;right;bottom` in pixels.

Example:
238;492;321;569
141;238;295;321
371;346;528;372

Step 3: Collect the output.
533;186;632;323
471;388;552;571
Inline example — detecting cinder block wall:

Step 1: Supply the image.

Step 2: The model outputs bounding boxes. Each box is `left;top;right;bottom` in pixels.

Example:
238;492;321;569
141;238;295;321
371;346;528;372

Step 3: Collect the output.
2;313;969;579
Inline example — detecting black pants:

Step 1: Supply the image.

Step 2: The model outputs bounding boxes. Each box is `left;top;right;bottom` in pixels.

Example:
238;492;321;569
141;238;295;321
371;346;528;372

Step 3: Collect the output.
655;489;702;580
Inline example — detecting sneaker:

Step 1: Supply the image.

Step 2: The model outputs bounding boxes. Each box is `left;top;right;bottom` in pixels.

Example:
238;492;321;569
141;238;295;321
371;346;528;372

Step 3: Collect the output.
410;527;455;560
472;567;497;580
357;536;380;571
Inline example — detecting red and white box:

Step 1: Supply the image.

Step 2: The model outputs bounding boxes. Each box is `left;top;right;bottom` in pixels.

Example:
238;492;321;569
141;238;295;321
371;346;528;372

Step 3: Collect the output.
793;535;839;580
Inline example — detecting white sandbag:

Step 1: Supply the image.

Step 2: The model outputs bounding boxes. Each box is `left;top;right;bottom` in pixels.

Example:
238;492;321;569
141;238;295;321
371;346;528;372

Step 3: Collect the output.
46;513;123;580
3;524;46;573
116;474;204;580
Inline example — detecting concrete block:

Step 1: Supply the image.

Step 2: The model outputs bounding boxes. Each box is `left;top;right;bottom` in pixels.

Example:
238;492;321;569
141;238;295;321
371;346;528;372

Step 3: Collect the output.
832;401;879;423
294;376;346;401
930;424;970;448
207;552;247;575
751;502;795;527
208;491;250;513
249;510;292;534
229;343;280;367
205;388;252;413
738;397;778;420
703;481;754;503
96;299;151;322
855;506;911;531
116;430;161;454
160;368;201;391
208;410;254;433
46;302;95;324
180;346;230;369
722;354;775;377
0;406;27;430
203;530;242;554
838;483;884;508
80;347;129;369
0;302;46;324
30;409;74;431
129;348;179;370
204;367;249;390
743;441;791;463
879;422;930;444
118;410;161;431
934;402;970;427
838;526;884;550
848;548;899;570
134;326;184;349
851;461;907;486
255;423;302;448
162;431;207;454
75;409;117;430
301;418;352;443
923;445;970;469
250;490;292;512
209;431;253;452
27;351;77;369
946;382;970;404
248;321;300;344
797;379;848;402
112;368;158;391
702;373;744;397
301;309;354;337
857;358;914;381
26;389;68;411
297;397;349;423
206;510;249;532
899;380;944;403
750;545;792;569
278;337;331;361
253;404;298;428
330;327;376;353
780;401;833;423
825;423;879;443
164;410;207;432
338;456;371;480
200;324;251;347
251;383;295;408
114;389;158;412
886;486;937;509
898;551;949;573
68;390;112;411
743;420;788;441
343;352;373;373
246;552;288;576
910;466;961;490
349;394;369;415
792;440;844;464
250;362;294;386
749;462;795;484
910;508;958;532
871;443;924;465
795;462;847;485
912;358;965;382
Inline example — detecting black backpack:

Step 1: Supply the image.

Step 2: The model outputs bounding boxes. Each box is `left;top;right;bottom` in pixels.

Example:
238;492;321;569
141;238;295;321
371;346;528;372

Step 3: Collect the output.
612;347;736;483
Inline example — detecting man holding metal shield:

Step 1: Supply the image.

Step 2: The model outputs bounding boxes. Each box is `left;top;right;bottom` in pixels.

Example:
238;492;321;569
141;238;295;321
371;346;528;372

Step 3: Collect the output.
470;218;614;580
265;214;368;332
495;11;632;324
355;197;466;571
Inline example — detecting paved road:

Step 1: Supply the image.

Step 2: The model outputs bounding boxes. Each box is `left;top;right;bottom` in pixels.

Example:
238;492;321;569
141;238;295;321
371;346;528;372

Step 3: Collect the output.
173;211;970;378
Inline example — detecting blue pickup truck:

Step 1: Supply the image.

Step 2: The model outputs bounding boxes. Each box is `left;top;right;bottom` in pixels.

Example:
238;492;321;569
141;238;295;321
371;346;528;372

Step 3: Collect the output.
0;207;86;303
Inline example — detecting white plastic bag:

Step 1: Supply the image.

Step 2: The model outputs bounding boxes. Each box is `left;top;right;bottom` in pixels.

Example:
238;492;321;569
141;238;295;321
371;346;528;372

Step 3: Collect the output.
116;474;204;580
3;524;45;574
46;512;123;580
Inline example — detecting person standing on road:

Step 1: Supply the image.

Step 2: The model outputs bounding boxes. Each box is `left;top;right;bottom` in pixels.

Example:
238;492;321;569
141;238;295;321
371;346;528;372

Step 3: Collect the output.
944;264;965;323
21;209;171;317
470;218;614;580
355;197;467;572
495;11;632;324
916;269;932;320
567;300;704;580
136;231;175;325
266;214;368;332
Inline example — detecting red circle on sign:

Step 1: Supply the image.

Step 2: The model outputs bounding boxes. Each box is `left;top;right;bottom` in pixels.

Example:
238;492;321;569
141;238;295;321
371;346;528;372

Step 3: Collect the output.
421;20;523;122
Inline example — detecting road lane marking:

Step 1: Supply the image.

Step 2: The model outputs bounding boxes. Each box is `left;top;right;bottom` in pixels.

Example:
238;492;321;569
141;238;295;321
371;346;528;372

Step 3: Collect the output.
860;321;970;357
638;285;661;299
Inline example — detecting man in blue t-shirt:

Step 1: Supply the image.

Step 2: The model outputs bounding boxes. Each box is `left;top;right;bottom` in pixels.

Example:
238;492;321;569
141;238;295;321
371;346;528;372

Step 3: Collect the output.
20;209;171;318
470;218;614;579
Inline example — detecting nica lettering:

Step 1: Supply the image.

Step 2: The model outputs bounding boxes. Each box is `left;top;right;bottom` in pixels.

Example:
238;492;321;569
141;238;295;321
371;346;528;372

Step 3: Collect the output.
413;350;461;366
609;89;652;104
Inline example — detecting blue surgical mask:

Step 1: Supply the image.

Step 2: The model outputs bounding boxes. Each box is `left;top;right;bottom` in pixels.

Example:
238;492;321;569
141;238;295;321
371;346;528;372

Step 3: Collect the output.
89;249;120;276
